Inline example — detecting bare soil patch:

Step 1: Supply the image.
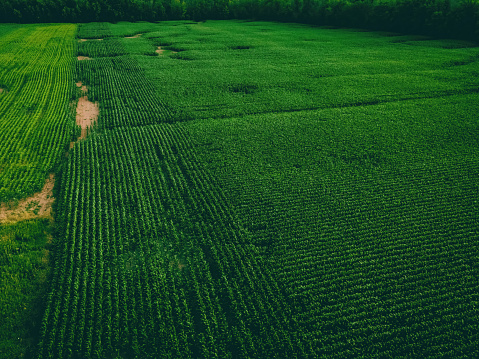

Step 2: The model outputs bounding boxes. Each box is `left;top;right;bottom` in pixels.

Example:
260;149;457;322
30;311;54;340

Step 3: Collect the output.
76;81;88;93
79;38;103;42
0;174;55;224
68;83;99;152
77;56;92;61
125;34;142;39
76;96;99;140
0;88;4;93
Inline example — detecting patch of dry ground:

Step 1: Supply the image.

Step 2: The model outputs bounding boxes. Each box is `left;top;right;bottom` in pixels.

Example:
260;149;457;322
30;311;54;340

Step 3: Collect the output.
77;56;92;61
125;34;142;38
0;174;55;224
76;96;99;139
79;38;103;42
70;82;99;147
76;81;88;93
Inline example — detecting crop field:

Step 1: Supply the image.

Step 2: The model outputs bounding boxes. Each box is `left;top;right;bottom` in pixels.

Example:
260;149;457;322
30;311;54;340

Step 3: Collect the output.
0;24;76;202
1;20;479;359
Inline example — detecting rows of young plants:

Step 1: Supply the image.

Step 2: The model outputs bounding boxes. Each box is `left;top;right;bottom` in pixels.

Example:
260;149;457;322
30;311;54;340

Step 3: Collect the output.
0;24;76;202
127;21;479;121
38;124;312;358
76;22;112;39
37;22;310;358
76;23;178;127
35;21;479;358
188;94;479;358
78;38;127;58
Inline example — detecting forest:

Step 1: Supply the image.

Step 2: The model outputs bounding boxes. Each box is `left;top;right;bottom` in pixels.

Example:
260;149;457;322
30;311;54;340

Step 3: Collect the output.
0;0;478;41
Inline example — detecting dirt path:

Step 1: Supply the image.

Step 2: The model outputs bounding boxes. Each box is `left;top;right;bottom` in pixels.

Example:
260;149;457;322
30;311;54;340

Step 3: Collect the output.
77;56;92;61
125;34;142;39
76;96;99;139
0;174;55;224
70;82;99;148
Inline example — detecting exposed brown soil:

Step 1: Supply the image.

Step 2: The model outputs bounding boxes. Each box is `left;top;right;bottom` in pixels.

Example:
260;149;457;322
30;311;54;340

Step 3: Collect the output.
68;83;99;152
79;38;103;42
0;88;4;93
76;81;88;93
76;96;99;140
125;34;142;39
0;174;55;224
77;56;92;61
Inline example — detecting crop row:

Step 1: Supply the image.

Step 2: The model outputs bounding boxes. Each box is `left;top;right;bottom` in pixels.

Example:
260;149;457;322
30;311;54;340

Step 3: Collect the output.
0;24;76;202
77;23;112;40
38;23;310;357
205;146;479;357
129;20;479;123
186;86;479;358
76;51;178;127
37;123;314;358
78;38;127;58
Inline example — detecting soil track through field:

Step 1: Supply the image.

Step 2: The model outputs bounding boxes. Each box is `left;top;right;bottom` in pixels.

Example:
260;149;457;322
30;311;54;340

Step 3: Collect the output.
76;96;99;138
74;82;99;142
125;33;142;38
0;174;55;224
77;56;92;61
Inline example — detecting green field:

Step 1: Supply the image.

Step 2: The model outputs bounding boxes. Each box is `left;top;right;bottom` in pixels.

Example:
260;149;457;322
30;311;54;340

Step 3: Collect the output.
1;20;479;359
0;24;76;202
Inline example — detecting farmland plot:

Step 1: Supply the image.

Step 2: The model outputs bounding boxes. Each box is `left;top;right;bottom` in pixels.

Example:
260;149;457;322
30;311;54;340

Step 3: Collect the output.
0;24;77;359
126;21;479;120
38;23;308;359
33;21;479;359
188;96;479;358
0;24;76;202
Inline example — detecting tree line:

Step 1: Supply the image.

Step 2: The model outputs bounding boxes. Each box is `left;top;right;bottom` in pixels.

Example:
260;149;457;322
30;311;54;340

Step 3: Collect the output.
0;0;478;41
